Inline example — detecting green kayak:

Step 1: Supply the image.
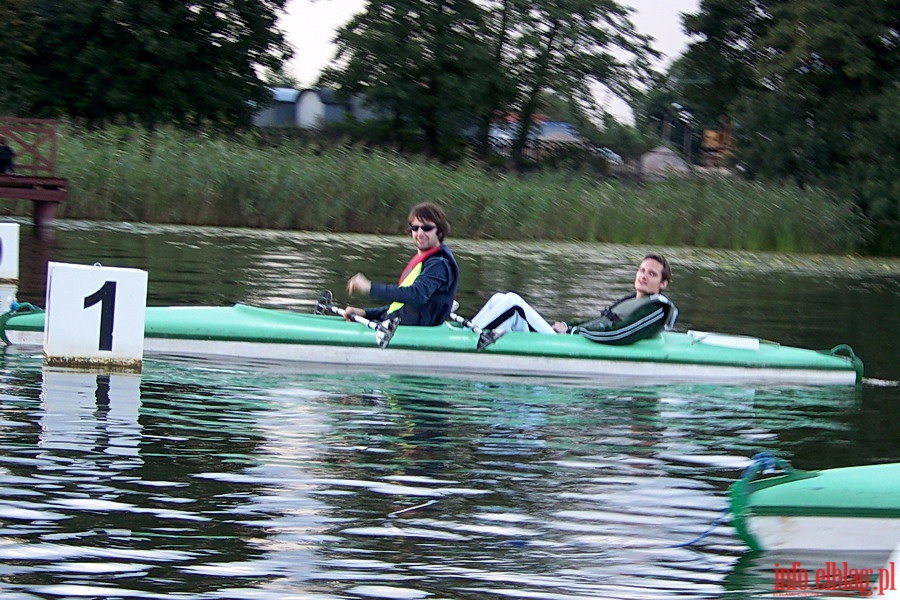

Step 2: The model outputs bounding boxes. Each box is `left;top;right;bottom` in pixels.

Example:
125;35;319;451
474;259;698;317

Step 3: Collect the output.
730;454;900;552
1;303;863;385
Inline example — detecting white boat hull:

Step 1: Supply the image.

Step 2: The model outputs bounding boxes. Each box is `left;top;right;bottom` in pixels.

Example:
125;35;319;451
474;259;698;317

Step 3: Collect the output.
5;329;860;385
749;515;900;553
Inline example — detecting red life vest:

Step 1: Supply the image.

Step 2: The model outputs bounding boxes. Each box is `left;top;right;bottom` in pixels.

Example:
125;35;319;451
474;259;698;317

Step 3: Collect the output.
387;245;443;313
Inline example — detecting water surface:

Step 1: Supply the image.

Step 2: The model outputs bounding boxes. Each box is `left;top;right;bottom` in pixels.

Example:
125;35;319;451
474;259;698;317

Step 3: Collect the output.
1;220;898;599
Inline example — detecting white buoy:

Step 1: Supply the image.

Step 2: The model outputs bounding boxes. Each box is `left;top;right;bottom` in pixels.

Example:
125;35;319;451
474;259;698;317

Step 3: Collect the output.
44;261;148;372
0;222;19;283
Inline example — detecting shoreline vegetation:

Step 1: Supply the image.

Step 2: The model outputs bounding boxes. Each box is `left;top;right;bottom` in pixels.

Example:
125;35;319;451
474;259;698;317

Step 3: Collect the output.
2;126;872;254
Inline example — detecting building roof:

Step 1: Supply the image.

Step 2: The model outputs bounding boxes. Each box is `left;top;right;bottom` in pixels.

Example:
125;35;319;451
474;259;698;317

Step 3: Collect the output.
271;87;301;103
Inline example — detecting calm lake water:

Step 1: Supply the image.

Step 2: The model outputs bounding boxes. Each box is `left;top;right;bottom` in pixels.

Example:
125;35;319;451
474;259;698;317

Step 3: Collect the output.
1;219;899;599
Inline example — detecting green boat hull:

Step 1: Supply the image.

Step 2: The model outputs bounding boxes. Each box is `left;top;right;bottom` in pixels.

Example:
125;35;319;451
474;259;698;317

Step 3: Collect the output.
1;303;863;384
730;459;900;552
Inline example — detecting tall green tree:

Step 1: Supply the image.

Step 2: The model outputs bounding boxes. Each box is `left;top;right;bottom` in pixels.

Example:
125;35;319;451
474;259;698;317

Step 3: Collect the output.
321;0;657;166
741;0;899;219
633;63;699;152
469;0;518;159
679;0;772;122
320;0;496;158
680;0;899;236
15;0;292;127
0;0;39;115
495;0;658;169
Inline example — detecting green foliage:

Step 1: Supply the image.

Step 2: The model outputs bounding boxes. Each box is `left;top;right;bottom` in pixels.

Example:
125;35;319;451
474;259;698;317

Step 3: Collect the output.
5;0;292;127
590;118;657;161
831;89;900;224
745;0;899;220
680;0;769;121
492;0;659;169
9;125;868;254
320;0;658;168
670;0;898;252
262;67;301;90
0;0;39;115
633;61;716;157
320;0;495;158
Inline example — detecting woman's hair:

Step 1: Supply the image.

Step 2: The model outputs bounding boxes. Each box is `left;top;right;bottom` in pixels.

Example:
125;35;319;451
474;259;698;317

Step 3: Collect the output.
408;202;450;241
644;253;672;283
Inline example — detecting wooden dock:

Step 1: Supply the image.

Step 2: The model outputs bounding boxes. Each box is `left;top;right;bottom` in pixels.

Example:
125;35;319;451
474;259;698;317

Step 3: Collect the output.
0;117;67;227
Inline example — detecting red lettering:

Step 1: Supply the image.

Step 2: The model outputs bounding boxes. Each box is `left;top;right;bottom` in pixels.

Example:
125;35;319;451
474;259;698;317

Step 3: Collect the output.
774;563;789;591
774;559;895;596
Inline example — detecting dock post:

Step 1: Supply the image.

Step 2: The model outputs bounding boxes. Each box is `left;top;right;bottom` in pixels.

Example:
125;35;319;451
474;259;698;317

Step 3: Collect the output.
33;200;58;228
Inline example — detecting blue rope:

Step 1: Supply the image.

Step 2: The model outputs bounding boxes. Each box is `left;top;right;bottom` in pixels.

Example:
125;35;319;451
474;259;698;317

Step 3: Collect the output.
745;451;779;476
669;506;731;548
669;452;783;548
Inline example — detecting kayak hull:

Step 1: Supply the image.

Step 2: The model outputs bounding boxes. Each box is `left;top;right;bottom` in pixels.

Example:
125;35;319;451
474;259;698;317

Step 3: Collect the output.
731;461;900;552
1;304;863;385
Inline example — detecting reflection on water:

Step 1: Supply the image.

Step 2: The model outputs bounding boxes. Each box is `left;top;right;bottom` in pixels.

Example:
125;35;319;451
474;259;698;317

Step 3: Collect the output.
727;549;899;600
1;220;898;598
0;351;889;598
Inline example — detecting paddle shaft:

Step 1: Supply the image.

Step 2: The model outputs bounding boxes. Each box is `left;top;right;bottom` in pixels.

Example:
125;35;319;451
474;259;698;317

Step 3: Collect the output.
323;304;382;332
315;290;399;349
449;311;506;350
449;312;485;334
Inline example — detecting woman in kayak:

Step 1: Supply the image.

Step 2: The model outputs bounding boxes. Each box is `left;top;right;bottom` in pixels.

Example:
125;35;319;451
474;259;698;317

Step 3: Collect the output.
344;202;459;326
470;253;677;345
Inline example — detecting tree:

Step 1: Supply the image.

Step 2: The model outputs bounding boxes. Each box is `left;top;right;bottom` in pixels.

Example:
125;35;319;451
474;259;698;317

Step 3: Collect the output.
0;0;40;115
469;0;519;160
16;0;293;127
679;0;772;122
741;0;899;205
489;0;659;169
320;0;496;158
633;68;686;147
262;67;301;90
680;0;899;247
320;0;657;166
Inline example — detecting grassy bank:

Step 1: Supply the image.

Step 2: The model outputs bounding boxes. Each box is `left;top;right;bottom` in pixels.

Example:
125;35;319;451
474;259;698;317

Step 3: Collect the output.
4;126;870;253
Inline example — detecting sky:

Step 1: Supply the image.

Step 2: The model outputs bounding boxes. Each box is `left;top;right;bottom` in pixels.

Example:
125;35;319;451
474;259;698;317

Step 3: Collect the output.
279;0;701;122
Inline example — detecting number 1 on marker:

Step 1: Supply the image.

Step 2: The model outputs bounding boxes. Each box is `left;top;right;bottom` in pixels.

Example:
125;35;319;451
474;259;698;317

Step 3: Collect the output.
84;281;117;351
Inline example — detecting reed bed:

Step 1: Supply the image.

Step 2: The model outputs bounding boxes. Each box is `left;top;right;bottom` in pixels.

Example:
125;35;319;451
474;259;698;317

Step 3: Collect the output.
14;126;869;254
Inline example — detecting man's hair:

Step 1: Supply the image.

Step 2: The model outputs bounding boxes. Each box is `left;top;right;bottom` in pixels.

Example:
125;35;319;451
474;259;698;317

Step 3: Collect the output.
643;253;672;283
408;202;450;241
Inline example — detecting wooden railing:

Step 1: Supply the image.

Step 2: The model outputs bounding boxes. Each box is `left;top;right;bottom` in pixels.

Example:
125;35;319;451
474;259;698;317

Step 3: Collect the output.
0;117;68;227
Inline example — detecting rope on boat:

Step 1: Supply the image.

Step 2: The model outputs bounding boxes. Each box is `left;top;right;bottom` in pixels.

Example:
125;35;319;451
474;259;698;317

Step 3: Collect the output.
0;301;41;345
669;452;787;548
829;344;865;384
669;506;731;548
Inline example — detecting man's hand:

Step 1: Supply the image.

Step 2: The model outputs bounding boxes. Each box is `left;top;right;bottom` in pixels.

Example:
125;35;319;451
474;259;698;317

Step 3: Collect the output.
346;273;372;295
343;306;367;321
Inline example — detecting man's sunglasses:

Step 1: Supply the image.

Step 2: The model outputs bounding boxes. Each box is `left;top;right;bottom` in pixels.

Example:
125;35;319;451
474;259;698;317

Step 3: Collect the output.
408;224;437;232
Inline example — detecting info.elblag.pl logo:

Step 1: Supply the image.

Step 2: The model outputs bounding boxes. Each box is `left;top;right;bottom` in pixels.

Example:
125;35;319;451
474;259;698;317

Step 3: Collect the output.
774;561;897;597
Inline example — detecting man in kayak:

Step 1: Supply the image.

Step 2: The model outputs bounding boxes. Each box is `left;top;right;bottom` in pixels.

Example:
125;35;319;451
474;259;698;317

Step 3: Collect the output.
344;202;460;326
469;253;677;345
